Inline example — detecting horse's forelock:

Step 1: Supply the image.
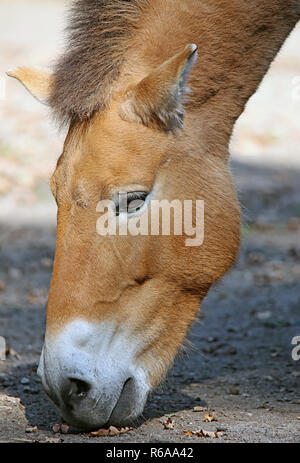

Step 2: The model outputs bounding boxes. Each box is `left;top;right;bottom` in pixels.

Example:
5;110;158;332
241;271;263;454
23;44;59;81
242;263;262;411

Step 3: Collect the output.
49;0;147;126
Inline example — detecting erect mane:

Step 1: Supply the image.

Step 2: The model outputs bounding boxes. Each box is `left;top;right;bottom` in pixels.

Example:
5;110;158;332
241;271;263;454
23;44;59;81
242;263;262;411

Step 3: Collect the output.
49;0;146;125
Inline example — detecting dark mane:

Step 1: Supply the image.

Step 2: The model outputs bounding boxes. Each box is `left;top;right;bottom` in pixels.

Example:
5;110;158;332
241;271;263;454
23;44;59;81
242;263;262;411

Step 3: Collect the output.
49;0;146;125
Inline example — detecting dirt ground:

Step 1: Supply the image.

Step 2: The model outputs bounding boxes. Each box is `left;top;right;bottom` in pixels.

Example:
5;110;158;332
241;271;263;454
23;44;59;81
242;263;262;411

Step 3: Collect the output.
0;0;299;444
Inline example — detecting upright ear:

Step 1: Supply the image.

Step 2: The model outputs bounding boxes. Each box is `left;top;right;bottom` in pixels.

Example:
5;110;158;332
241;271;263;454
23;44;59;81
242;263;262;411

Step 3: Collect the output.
6;67;53;105
120;44;197;131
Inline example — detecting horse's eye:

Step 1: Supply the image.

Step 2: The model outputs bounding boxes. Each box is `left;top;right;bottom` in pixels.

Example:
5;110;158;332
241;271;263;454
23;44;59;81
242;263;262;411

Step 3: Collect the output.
116;192;148;216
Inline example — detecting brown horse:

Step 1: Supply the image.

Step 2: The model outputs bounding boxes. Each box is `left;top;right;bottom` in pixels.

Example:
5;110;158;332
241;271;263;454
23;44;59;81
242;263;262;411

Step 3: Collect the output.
7;0;300;429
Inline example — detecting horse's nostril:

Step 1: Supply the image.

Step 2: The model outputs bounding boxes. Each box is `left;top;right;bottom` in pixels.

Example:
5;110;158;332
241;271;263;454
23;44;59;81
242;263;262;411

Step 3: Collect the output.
68;378;91;398
61;378;90;406
60;377;92;412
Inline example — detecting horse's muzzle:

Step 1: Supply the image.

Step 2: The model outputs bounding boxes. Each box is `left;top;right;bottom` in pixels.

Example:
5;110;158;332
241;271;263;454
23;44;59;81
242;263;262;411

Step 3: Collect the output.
37;320;149;430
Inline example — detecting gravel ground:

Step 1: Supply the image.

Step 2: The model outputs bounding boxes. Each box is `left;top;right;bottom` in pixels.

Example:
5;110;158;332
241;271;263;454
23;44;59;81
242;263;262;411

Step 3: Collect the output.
0;0;299;444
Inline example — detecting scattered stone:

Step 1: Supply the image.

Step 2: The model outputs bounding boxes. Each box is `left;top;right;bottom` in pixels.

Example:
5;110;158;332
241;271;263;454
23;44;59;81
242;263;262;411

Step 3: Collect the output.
0;394;27;436
207;336;218;343
193;406;205;412
256;311;272;320
20;377;30;385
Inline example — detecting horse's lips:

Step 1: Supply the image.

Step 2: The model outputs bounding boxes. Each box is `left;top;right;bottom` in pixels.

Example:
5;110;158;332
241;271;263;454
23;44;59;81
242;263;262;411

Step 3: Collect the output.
37;319;150;429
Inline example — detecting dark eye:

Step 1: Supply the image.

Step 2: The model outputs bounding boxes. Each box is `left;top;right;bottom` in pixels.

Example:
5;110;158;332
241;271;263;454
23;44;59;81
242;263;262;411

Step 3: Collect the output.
115;192;148;216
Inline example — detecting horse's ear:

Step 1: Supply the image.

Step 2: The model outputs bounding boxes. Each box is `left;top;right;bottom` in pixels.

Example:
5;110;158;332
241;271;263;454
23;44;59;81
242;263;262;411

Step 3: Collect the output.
120;44;197;131
6;67;53;105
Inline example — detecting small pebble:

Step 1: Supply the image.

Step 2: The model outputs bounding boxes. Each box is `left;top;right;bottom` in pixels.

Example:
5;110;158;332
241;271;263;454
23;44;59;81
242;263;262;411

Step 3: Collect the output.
207;336;218;343
256;311;272;321
20;377;30;385
193;406;205;412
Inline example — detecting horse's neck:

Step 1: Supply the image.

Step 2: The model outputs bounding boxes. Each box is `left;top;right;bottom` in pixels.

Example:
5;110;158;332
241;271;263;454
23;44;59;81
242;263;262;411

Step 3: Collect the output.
125;0;300;152
190;0;300;151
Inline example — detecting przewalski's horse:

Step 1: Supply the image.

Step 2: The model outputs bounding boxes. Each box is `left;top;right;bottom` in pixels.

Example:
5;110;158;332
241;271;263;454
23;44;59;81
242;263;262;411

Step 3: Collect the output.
8;0;300;429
